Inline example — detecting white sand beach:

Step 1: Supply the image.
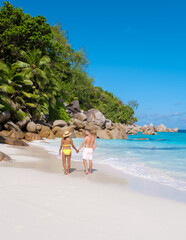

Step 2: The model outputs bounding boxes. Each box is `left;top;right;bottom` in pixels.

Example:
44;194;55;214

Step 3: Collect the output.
1;143;186;240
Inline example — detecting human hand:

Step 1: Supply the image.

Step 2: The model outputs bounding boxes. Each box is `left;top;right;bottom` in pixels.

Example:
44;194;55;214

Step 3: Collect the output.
59;151;61;156
76;150;79;153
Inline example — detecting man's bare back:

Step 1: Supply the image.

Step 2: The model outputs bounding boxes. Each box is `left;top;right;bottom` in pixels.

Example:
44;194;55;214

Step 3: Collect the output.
78;129;97;174
84;134;95;148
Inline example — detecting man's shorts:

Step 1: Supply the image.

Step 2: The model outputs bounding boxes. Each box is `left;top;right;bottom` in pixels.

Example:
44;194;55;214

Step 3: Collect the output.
83;148;93;161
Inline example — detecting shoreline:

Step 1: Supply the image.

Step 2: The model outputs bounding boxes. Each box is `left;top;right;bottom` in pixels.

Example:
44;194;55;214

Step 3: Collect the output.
1;142;186;203
1;143;186;240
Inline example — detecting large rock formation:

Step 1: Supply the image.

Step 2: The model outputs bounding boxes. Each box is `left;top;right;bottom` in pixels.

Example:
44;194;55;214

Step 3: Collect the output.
16;115;30;129
3;121;25;139
55;126;75;138
105;119;113;130
66;100;81;117
53;120;67;128
156;124;167;132
73;119;85;130
0;136;28;146
110;128;128;139
85;122;102;131
4;121;21;132
96;129;112;139
7;130;25;139
47;131;55;139
0;151;11;161
27;121;37;133
52;126;61;135
39;125;51;138
0;130;10;137
0;110;11;123
87;109;106;128
73;112;87;121
36;124;42;132
172;128;178;132
25;132;43;141
142;129;157;135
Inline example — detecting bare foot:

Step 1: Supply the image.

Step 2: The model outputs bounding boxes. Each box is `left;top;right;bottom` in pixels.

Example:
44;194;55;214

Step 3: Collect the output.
65;171;68;175
85;171;88;175
88;171;92;174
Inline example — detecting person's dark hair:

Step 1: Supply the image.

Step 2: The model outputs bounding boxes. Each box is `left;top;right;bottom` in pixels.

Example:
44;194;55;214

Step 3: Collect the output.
85;129;91;133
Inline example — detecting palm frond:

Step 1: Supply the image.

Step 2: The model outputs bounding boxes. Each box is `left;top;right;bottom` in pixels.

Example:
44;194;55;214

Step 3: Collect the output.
23;80;33;86
0;84;15;94
39;56;51;67
12;61;30;69
25;103;36;108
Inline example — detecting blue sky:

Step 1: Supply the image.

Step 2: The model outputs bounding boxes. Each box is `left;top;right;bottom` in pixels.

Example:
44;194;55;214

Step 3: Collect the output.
2;0;186;128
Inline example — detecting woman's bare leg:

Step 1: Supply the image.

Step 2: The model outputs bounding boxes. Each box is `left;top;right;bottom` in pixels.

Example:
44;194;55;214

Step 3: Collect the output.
62;152;67;174
67;154;71;174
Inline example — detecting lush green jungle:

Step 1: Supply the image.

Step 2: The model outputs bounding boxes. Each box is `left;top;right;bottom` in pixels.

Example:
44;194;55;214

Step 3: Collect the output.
0;1;138;124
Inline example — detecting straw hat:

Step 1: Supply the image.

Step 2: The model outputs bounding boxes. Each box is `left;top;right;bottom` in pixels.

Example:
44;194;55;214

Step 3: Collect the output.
63;130;71;138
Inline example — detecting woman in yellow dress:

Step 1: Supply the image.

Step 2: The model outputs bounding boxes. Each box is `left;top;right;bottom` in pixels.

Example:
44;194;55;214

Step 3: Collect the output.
59;131;79;174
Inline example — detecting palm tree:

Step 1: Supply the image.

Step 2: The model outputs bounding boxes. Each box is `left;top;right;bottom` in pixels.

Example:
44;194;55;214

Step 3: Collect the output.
13;49;59;119
0;60;32;113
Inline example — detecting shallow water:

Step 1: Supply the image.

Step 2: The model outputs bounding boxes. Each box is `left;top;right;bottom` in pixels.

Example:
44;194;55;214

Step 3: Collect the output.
31;130;186;191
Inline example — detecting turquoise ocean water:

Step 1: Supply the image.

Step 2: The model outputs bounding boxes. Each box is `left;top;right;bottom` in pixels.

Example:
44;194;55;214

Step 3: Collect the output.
32;130;186;191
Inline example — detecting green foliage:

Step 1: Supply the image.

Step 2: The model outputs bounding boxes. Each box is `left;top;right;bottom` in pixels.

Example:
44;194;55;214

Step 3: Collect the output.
0;1;138;125
13;109;27;121
0;1;53;63
49;101;71;123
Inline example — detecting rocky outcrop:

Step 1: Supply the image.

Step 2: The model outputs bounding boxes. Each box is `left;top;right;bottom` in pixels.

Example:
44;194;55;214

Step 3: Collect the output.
73;112;87;121
39;125;51;138
55;126;69;138
105;119;113;130
73;119;85;130
25;132;43;141
7;130;25;139
53;120;67;128
47;131;55;139
3;121;25;139
0;151;11;161
0;136;28;146
27;121;37;133
142;129;156;135
16;115;30;129
66;100;81;117
110;128;128;139
74;130;85;138
156;124;167;132
125;125;138;135
96;129;112;139
172;128;178;132
4;121;21;132
85;122;102;131
52;126;61;135
55;126;75;138
87;109;106;128
36;124;42;132
0;130;11;137
0;110;11;123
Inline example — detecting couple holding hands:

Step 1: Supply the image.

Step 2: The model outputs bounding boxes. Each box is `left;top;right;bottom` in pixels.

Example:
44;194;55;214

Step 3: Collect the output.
59;129;97;175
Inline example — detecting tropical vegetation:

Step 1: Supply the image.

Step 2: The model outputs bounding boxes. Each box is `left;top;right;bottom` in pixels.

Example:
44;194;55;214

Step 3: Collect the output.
0;1;137;124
